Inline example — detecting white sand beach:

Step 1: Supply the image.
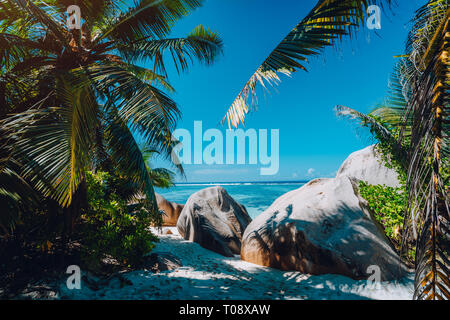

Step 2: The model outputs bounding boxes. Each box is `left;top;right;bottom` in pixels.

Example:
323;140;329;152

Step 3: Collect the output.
59;227;414;300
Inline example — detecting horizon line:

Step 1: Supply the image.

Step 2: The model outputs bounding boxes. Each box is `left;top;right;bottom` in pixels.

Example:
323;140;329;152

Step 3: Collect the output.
171;180;310;185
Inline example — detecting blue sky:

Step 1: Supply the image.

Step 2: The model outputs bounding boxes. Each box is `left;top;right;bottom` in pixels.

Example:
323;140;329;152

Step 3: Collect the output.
148;0;426;182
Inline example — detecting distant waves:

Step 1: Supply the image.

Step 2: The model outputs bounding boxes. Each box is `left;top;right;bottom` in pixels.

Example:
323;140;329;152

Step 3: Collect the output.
156;182;306;219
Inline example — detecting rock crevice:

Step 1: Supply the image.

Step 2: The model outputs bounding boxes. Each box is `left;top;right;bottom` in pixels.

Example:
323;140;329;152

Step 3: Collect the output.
240;174;408;280
177;186;252;257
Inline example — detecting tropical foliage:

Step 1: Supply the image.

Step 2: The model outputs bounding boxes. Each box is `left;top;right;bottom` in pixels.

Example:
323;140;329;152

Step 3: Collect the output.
0;0;223;235
222;0;393;128
336;0;449;300
80;171;158;270
358;181;409;256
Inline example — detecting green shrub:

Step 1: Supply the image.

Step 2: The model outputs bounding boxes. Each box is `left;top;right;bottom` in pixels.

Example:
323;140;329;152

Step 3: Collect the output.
79;171;158;270
358;181;416;261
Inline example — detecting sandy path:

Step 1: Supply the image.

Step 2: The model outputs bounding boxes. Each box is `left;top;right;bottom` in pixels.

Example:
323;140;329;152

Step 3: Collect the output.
59;227;414;300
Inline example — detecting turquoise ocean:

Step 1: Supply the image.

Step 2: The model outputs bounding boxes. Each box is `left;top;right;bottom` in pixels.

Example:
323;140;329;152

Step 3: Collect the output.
155;181;307;219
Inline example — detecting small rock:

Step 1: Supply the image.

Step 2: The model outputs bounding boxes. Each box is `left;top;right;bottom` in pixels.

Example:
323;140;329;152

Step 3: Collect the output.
143;252;182;273
163;229;173;235
156;194;184;226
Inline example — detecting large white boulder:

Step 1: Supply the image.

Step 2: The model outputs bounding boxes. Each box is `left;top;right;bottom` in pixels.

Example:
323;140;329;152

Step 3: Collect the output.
337;145;400;187
177;186;252;257
240;177;408;280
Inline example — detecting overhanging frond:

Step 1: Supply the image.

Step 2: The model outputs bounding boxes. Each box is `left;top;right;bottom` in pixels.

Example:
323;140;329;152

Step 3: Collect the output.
399;1;450;300
96;0;202;43
118;25;223;77
223;0;394;128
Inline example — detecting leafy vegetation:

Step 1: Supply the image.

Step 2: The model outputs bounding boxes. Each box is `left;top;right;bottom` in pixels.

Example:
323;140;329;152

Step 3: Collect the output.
0;0;447;301
336;0;449;300
0;0;222;236
358;181;412;258
0;0;222;293
80;171;158;270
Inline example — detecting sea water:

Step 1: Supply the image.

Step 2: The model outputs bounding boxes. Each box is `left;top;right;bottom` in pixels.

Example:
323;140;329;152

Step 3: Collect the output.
155;181;306;219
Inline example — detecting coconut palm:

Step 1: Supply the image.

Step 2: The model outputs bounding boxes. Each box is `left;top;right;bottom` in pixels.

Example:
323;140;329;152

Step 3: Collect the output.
222;0;393;128
0;0;223;232
336;0;449;300
399;0;449;300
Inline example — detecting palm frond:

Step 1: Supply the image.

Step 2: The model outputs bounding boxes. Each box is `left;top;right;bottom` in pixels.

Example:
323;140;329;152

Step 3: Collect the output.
0;33;49;68
96;0;202;43
366;60;413;140
118;25;223;77
51;0;124;27
335;104;408;168
0;136;39;234
0;166;37;234
399;0;450;300
85;64;180;145
6;0;69;45
103;108;160;221
0;0;216;229
2;76;98;207
119;62;175;92
223;0;393;127
147;167;175;189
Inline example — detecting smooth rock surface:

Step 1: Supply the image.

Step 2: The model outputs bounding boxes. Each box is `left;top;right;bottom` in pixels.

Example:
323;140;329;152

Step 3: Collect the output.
177;186;252;257
156;193;184;226
241;177;407;280
337;145;400;187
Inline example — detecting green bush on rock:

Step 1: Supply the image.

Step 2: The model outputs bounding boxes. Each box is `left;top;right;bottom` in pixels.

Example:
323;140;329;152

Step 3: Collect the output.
79;172;158;270
358;181;414;261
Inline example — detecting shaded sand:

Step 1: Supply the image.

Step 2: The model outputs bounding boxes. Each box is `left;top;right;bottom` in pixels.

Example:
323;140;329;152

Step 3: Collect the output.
59;227;414;300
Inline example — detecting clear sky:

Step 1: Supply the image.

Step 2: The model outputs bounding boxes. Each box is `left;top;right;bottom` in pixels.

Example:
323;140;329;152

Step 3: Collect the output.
148;0;426;183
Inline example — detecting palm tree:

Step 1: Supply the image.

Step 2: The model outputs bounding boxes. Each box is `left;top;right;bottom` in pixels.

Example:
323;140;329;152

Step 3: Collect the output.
217;0;447;299
221;0;393;128
0;0;223;233
399;0;449;300
336;0;449;300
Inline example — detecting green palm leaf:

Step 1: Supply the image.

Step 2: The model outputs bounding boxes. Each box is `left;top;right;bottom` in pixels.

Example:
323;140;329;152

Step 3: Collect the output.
84;64;180;141
0;136;39;235
96;0;202;43
103;108;159;219
6;0;69;45
402;1;450;299
119;25;223;76
223;0;393;128
0;33;49;68
2;76;98;207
